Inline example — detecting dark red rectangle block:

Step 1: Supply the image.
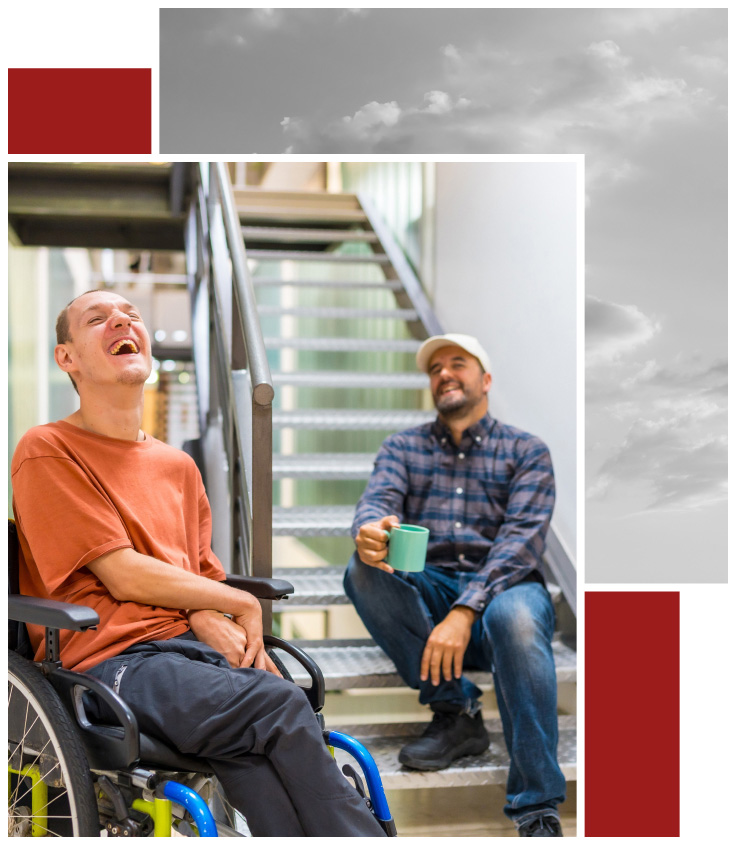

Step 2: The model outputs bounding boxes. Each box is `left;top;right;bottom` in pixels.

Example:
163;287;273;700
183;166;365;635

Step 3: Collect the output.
8;68;151;154
585;591;679;836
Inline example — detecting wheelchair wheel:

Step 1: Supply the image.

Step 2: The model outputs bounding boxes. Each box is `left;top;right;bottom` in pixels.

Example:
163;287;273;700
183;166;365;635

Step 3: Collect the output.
8;650;100;836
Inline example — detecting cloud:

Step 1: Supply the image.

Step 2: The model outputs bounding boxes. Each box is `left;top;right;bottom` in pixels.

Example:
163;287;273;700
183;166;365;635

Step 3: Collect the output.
422;90;453;115
203;27;248;49
200;7;287;49
251;8;284;29
338;8;368;21
585;40;631;70
282;91;471;151
278;31;713;187
586;296;660;364
343;100;402;131
587;353;727;512
623;358;727;398
590;413;727;512
588;354;727;407
442;43;462;64
678;43;727;77
600;8;695;34
614;75;689;109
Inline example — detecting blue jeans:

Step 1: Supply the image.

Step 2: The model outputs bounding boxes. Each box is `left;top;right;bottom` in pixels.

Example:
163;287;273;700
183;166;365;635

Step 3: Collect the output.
344;554;566;821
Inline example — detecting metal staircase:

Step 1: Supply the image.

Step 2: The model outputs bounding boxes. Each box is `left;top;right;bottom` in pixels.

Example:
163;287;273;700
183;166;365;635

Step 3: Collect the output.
8;161;576;797
233;185;577;791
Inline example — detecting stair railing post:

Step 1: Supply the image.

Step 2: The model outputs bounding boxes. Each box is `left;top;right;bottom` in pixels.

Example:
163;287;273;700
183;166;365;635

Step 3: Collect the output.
212;164;274;630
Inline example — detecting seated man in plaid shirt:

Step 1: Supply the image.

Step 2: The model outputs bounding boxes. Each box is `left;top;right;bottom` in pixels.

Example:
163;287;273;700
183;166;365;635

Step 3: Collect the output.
344;334;566;838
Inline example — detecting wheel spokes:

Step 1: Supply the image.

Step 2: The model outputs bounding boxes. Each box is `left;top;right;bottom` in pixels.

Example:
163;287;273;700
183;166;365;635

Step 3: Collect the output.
8;683;76;837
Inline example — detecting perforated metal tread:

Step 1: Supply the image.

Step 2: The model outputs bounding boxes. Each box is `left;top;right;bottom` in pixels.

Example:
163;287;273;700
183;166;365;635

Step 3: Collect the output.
273;453;375;480
259;305;418;321
238;209;368;225
273;563;564;607
247;249;390;263
254;278;404;291
242;226;378;244
273;409;434;430
272;506;355;536
279;636;577;689
265;336;422;353
273;371;428;389
273;566;352;605
327;716;577;789
236;205;368;225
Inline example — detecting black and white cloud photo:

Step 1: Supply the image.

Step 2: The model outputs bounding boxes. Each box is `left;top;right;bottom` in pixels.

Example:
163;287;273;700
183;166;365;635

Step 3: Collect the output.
160;8;727;582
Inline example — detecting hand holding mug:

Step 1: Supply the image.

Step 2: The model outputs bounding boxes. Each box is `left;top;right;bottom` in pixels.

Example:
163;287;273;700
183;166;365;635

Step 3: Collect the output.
355;515;401;573
383;523;430;572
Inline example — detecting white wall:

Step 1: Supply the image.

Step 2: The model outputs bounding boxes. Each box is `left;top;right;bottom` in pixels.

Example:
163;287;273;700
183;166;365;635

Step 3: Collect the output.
434;162;578;560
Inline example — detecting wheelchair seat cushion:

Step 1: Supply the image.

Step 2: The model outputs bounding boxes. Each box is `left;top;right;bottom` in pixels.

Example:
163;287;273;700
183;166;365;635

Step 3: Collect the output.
138;733;214;775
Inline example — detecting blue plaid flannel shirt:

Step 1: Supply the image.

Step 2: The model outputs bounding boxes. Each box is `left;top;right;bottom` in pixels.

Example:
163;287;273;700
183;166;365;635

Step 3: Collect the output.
351;413;554;614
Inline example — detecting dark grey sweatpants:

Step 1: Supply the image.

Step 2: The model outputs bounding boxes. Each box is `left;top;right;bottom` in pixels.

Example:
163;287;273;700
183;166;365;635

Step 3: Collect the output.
85;633;385;837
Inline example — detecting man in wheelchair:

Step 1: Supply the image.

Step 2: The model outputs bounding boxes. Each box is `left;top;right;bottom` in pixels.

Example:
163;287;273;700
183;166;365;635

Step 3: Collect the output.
10;289;387;837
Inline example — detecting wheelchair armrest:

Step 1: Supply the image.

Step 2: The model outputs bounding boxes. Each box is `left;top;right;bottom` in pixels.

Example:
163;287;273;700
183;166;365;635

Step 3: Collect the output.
264;634;326;713
8;594;99;632
48;668;141;770
224;574;294;600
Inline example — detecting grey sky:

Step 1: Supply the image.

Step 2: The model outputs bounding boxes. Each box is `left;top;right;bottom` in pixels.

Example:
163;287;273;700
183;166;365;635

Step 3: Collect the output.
160;8;728;581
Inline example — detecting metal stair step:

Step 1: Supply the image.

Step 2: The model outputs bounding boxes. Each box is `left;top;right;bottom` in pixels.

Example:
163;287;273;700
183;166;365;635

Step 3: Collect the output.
273;563;563;608
238;207;368;225
325;715;577;789
272;506;355;537
273;453;375;480
234;190;368;225
242;226;378;244
265;336;421;353
273;566;352;605
273;409;434;430
279;636;577;689
259;305;418;321
254;278;404;291
273;371;428;389
247;249;390;263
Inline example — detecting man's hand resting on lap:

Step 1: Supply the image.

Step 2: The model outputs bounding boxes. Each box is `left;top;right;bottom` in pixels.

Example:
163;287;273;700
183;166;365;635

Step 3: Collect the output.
420;606;476;686
188;609;281;676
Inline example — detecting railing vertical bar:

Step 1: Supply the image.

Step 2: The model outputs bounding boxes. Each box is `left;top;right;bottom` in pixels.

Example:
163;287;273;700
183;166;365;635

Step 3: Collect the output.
213;163;274;583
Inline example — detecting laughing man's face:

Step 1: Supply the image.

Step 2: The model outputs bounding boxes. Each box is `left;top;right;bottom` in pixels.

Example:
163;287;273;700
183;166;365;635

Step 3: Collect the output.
428;345;490;418
57;291;152;390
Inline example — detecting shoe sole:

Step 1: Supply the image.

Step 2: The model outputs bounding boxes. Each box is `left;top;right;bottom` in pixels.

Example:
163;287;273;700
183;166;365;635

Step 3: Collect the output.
398;735;490;771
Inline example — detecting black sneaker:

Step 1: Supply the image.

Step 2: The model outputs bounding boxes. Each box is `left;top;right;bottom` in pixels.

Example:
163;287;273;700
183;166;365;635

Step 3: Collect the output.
517;813;563;837
398;704;490;771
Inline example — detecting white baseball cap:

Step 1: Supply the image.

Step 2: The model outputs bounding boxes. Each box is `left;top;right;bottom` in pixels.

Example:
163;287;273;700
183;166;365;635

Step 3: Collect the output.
416;333;492;374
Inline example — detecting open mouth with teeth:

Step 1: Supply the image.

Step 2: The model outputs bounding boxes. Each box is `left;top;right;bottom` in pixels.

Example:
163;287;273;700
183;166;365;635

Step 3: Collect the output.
110;340;140;356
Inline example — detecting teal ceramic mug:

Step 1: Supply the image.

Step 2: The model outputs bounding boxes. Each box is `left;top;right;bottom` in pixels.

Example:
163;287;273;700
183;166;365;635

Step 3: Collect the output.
384;524;429;572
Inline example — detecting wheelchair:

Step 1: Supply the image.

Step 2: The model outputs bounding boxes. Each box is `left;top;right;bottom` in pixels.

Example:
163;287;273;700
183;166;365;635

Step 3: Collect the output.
8;521;397;837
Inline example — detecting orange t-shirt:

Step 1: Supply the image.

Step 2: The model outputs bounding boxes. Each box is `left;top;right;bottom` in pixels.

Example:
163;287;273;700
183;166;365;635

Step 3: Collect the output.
11;421;226;671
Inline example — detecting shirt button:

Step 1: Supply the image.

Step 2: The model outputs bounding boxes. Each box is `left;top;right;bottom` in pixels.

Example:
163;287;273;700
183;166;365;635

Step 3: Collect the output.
456;487;463;494
455;522;462;528
441;437;447;444
458;452;465;459
458;553;465;561
475;436;481;442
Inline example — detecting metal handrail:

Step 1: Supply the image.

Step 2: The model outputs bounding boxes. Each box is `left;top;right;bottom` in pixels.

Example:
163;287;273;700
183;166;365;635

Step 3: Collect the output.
185;164;274;591
358;192;443;338
212;163;274;407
